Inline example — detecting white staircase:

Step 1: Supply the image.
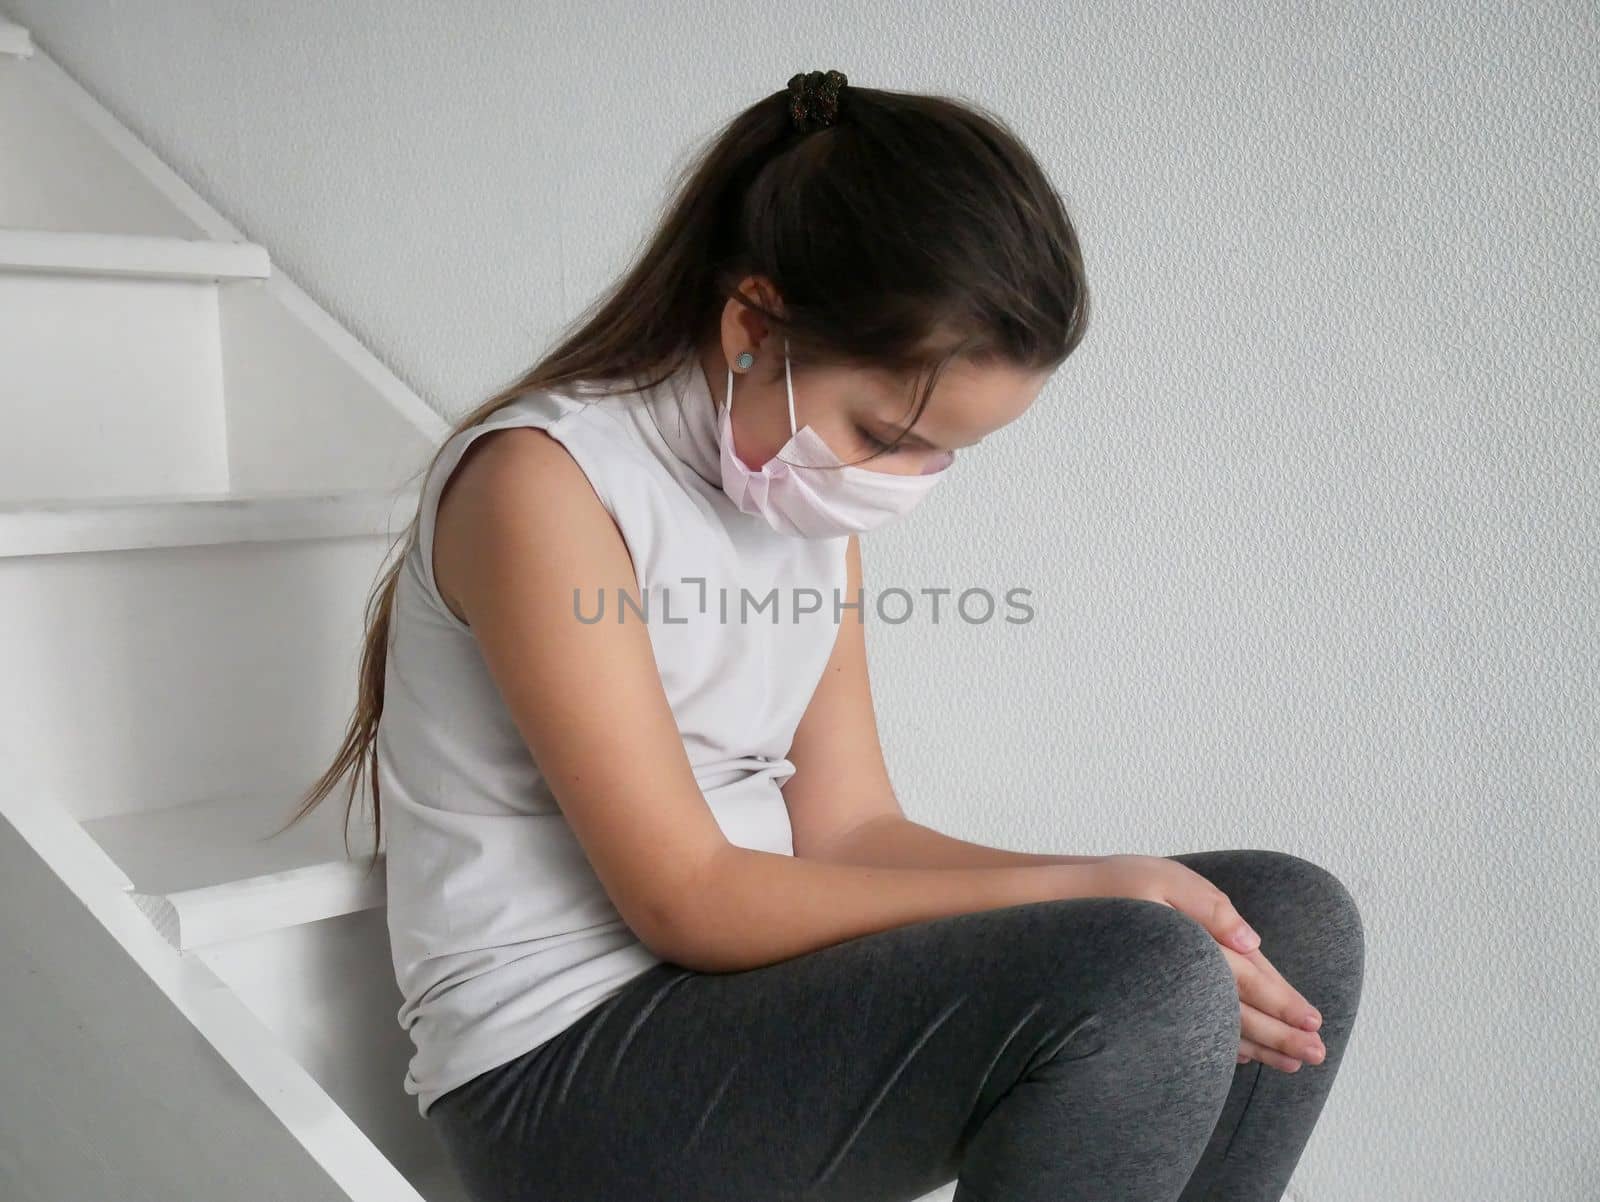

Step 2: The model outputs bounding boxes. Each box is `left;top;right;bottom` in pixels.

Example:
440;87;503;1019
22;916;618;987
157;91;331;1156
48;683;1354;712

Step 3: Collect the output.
0;18;466;1201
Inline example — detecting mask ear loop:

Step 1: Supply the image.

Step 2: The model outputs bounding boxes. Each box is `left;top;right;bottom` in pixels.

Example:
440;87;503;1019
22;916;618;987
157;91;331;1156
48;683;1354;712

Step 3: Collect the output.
783;337;798;438
675;371;684;436
724;346;753;420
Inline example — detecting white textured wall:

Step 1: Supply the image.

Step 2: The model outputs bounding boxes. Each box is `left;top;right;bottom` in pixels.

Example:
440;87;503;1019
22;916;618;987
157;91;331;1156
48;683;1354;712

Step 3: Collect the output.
9;2;1598;1198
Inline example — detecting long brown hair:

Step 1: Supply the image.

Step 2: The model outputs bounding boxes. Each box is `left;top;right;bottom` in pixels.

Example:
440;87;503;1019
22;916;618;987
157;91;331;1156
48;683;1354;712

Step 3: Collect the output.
277;75;1092;871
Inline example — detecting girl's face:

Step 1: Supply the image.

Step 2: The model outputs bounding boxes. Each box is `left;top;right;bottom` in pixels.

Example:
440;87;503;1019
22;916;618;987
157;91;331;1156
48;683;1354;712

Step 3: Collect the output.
735;354;1050;477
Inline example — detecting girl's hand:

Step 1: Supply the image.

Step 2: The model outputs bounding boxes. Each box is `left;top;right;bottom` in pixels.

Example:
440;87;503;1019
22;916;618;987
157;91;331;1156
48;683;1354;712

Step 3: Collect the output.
1086;854;1326;1072
1223;942;1326;1071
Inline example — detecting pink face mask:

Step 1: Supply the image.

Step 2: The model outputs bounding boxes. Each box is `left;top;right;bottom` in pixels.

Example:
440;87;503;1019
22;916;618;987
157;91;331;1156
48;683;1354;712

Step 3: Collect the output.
717;338;955;539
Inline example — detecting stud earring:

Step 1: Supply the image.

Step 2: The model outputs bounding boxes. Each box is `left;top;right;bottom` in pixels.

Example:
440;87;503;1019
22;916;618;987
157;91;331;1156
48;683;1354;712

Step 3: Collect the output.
735;351;755;370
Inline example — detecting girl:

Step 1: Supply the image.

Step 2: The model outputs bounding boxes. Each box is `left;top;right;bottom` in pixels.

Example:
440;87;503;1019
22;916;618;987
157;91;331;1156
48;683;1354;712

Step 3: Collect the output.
288;70;1364;1202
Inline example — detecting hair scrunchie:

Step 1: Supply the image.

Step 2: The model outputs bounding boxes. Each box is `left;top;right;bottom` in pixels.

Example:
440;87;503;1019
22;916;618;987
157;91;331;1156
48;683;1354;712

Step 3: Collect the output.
787;70;849;133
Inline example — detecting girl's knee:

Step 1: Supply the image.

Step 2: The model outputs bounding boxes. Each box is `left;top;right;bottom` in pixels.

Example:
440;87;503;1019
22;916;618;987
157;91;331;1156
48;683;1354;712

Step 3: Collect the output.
938;897;1241;1050
1096;902;1241;1075
1071;899;1240;1038
1142;900;1240;1017
1271;852;1366;971
1244;851;1367;1012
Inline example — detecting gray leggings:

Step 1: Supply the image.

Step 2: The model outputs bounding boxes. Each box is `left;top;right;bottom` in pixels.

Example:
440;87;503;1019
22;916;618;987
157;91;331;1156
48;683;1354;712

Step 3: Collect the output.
428;849;1365;1201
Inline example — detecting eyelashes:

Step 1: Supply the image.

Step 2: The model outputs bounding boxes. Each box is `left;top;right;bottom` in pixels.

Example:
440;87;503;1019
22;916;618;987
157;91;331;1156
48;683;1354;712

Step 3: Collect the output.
854;424;904;455
854;423;958;469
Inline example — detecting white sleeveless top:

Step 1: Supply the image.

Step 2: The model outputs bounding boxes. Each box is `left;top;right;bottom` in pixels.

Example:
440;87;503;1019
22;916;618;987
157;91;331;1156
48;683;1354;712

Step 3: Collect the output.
376;351;849;1117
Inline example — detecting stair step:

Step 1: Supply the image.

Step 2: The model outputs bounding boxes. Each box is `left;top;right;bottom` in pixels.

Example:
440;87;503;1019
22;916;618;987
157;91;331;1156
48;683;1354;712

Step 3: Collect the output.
131;860;386;951
0;19;32;57
0;228;270;282
0;486;420;558
80;792;384;951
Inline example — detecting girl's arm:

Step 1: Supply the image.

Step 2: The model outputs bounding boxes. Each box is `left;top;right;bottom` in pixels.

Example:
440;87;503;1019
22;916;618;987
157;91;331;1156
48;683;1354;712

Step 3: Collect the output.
781;536;1101;873
802;813;1104;870
439;429;1104;977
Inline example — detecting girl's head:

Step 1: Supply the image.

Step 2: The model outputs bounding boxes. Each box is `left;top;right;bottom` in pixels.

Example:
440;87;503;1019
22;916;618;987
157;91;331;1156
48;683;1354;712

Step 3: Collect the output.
282;69;1092;859
689;70;1088;476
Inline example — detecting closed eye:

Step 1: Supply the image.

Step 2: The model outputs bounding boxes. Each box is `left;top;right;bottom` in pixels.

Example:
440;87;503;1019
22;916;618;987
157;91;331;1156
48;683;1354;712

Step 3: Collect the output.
855;424;904;455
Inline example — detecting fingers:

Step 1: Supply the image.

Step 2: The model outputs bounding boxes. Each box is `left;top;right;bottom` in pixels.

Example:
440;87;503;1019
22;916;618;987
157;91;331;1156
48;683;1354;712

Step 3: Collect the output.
1166;868;1326;1072
1241;947;1318;1037
1237;1034;1306;1074
1214;941;1325;1070
1235;953;1325;1061
1240;997;1323;1067
1173;868;1328;1076
1195;886;1261;955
